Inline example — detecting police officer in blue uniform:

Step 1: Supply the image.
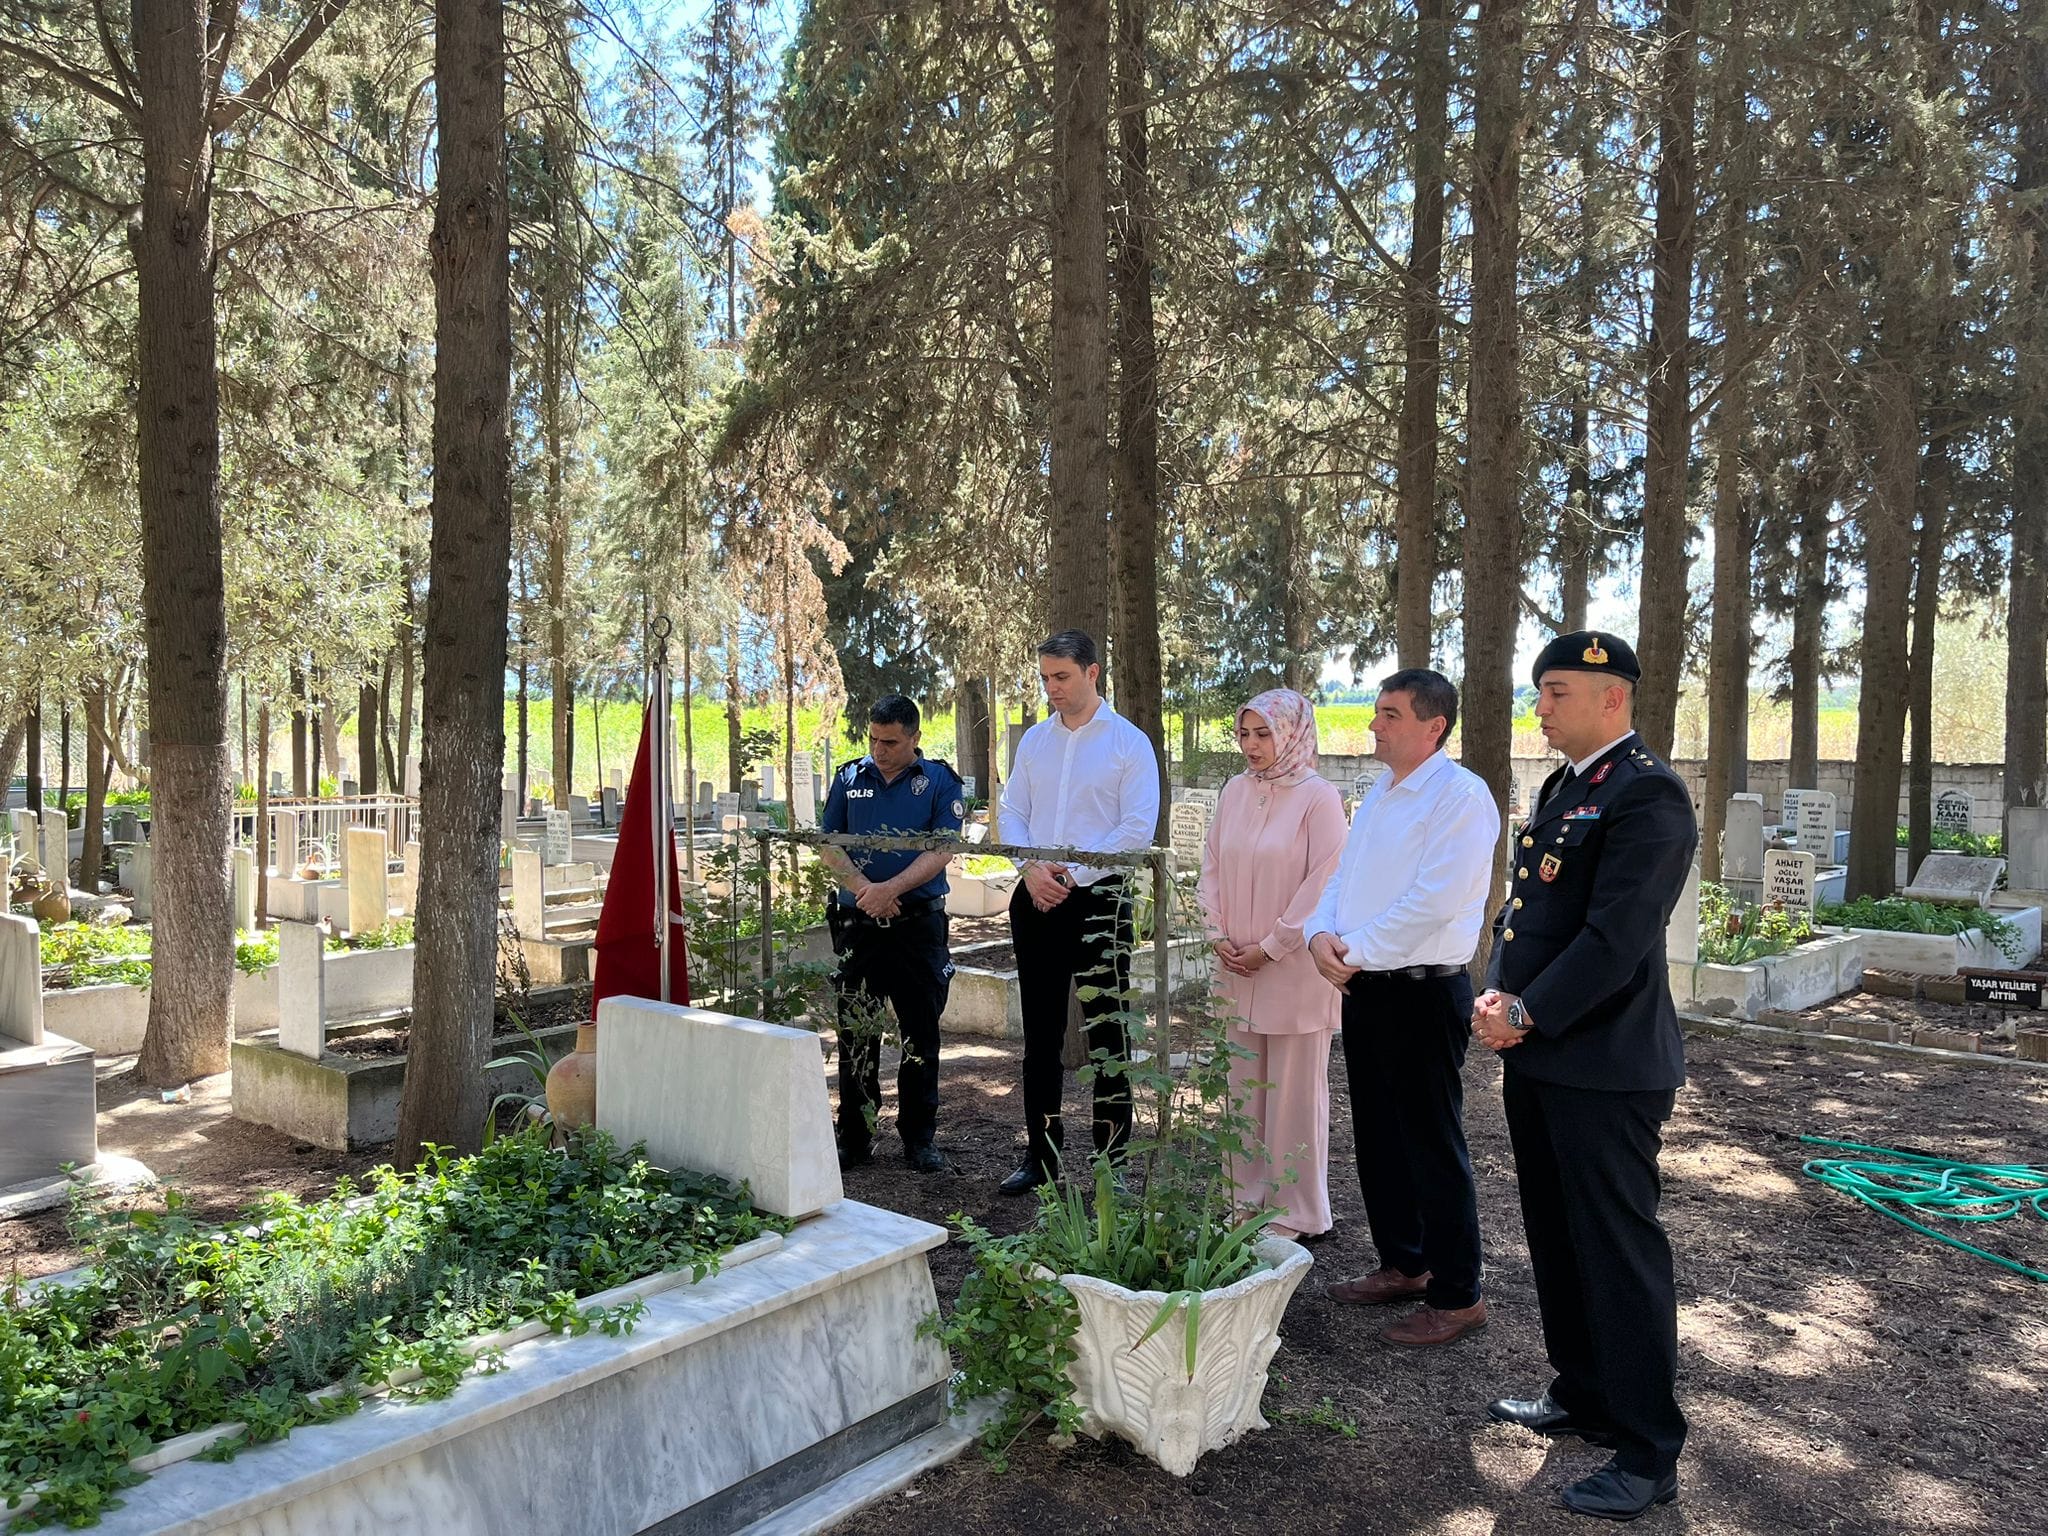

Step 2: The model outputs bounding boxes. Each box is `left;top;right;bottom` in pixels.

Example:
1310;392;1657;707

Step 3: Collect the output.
820;695;964;1174
1472;632;1697;1522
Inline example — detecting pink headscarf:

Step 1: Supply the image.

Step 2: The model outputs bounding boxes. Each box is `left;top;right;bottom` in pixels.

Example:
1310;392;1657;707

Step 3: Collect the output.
1238;688;1320;789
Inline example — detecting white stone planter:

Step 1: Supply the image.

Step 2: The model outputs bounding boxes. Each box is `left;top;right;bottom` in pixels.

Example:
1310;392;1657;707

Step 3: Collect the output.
944;867;1018;917
1846;903;2041;976
1058;1235;1312;1476
1671;930;1865;1021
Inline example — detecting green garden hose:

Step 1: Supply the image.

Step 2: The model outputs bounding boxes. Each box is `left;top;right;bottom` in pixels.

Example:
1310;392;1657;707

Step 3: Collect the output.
1797;1136;2048;1284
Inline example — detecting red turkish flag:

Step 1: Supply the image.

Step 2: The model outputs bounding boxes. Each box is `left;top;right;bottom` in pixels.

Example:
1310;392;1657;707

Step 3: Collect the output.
592;700;689;1011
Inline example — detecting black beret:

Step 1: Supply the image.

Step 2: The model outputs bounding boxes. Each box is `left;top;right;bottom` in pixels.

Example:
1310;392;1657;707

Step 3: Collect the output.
1531;630;1641;687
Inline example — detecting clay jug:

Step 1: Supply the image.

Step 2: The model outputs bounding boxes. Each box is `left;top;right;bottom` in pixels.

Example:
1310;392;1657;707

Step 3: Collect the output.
545;1021;598;1134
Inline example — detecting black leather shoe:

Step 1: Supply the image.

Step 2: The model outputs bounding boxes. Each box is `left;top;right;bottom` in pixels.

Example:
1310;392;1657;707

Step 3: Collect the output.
836;1142;873;1172
904;1142;949;1174
997;1161;1054;1197
1561;1462;1678;1521
1486;1394;1619;1447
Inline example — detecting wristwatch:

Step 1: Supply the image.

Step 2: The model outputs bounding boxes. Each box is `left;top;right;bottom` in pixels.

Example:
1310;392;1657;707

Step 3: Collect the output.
1505;997;1532;1033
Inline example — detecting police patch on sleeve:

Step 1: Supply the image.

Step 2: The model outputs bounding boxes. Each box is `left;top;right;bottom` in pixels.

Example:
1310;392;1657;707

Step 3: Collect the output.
951;799;965;819
912;774;929;796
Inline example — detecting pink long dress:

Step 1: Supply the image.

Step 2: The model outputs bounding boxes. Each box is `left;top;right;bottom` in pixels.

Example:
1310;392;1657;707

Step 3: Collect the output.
1196;771;1349;1235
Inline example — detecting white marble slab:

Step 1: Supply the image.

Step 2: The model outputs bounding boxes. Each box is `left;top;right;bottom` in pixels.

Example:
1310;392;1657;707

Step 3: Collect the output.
278;921;326;1059
40;808;67;877
232;847;256;933
345;827;389;935
0;911;43;1046
83;1200;948;1536
596;999;843;1219
511;847;545;940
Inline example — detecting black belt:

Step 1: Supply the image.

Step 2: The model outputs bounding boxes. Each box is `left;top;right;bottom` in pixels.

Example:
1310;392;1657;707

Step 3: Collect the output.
1356;963;1465;980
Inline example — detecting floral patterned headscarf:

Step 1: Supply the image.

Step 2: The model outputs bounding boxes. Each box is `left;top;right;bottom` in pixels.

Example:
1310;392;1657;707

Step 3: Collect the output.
1238;689;1320;789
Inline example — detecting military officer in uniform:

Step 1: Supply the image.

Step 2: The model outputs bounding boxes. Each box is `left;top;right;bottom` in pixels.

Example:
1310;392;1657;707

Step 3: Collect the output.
1472;632;1696;1522
819;695;964;1175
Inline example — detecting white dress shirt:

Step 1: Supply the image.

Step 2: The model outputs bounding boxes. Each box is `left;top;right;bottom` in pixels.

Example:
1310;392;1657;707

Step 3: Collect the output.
1302;750;1501;969
998;700;1161;884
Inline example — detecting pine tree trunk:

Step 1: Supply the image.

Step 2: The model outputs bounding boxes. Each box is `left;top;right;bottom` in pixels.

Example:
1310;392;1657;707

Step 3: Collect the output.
725;641;744;792
359;676;381;795
1701;94;1750;881
2008;0;2048;814
956;676;992;792
1395;0;1450;668
79;686;109;892
1633;0;1698;758
1787;402;1830;789
132;0;235;1086
398;0;512;1159
1846;357;1918;899
1906;432;1948;879
1461;0;1524;975
256;703;270;922
1047;0;1112;641
291;663;309;797
1110;0;1164;836
24;703;41;819
0;716;24;807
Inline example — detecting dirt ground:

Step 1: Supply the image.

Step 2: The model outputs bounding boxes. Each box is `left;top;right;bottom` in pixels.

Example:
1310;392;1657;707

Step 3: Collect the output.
7;1001;2045;1535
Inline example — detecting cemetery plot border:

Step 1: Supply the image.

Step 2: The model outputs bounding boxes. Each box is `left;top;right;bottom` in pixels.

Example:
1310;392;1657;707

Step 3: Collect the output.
1671;930;1867;1021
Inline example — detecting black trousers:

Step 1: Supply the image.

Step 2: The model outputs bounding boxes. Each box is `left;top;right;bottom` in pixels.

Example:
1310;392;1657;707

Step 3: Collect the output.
831;903;952;1154
1502;1069;1687;1478
1009;878;1133;1164
1339;969;1484;1310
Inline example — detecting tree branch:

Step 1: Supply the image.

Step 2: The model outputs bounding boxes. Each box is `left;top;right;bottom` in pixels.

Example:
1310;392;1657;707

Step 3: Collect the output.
0;120;137;218
0;37;139;122
210;0;352;133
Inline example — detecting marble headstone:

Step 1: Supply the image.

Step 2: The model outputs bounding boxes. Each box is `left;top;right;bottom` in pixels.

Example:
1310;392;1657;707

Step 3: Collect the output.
271;809;301;874
233;847;257;933
1183;786;1220;811
2008;806;2048;892
1666;863;1701;965
124;843;153;920
739;782;760;814
608;767;624;794
792;755;817;829
761;765;776;801
1764;848;1817;914
1722;797;1767;882
270;769;287;795
396;839;421;917
40;809;67;880
596;997;842;1219
341;777;359;799
1935;789;1974;835
1902;852;2004;908
714;791;741;829
501;787;519;840
543;810;573;866
110;809;140;845
10;809;38;863
1779;788;1804;828
1795;791;1838;856
404;756;422;796
569;794;591;826
0;912;44;1047
345;827;389;934
601;787;620;825
962;775;978;799
511;849;546;941
1169;801;1210;867
276;920;326;1060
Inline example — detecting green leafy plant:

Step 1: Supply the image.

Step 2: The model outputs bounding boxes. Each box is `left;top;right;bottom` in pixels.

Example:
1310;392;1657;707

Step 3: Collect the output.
482;1009;559;1145
36;923;154;989
1894;825;2002;859
923;875;1277;1463
342;918;415;951
1816;895;2023;961
2;1131;787;1528
1697;882;1815;965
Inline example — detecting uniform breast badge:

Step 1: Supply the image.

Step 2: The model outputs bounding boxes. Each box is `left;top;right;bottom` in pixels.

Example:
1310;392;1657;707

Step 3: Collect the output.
1540;852;1563;882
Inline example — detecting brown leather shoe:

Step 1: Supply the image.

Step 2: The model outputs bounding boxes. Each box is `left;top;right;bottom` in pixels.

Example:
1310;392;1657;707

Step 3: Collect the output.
1327;1266;1431;1306
1377;1300;1489;1347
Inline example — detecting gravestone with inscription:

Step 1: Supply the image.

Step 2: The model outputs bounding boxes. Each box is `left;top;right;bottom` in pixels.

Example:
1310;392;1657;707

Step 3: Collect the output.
792;755;817;828
1935;789;1974;835
1795;791;1838;857
1902;851;2004;908
1764;848;1816;914
1168;801;1211;868
1722;797;1767;882
543;810;573;867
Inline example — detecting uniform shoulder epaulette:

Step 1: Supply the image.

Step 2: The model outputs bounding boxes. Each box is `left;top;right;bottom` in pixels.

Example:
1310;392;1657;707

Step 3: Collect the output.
919;756;960;785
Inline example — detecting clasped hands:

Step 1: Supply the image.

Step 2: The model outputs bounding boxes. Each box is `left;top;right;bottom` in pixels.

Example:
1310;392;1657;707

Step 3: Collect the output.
1021;860;1074;913
849;875;904;920
1211;936;1272;977
1471;988;1529;1051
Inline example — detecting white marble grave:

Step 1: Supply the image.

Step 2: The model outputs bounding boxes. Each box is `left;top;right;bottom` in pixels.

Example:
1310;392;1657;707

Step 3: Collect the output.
511;848;546;941
277;921;326;1060
792;754;817;828
596;997;842;1220
1723;797;1766;881
543;810;573;866
9;808;37;863
761;764;776;801
1902;852;2004;908
2009;806;2048;892
1764;848;1817;913
1795;790;1838;856
121;843;153;919
40;808;67;878
1168;801;1210;867
270;809;301;874
232;847;257;932
0;912;43;1048
1666;863;1701;965
1935;789;1974;835
345;827;389;935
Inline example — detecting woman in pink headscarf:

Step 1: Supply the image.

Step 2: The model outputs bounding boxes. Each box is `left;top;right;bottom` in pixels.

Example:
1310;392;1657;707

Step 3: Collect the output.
1196;688;1349;1239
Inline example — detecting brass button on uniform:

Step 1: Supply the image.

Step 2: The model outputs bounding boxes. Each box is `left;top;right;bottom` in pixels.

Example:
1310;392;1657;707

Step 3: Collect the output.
1521;836;1534;848
1513;898;1524;909
1518;867;1529;879
1503;928;1516;941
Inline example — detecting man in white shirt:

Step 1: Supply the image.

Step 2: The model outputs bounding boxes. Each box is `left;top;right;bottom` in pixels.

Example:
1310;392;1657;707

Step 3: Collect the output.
996;629;1162;1195
1305;668;1500;1347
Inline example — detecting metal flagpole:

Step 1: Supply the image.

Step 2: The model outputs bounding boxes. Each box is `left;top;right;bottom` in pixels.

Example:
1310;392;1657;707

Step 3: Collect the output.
651;618;674;1004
